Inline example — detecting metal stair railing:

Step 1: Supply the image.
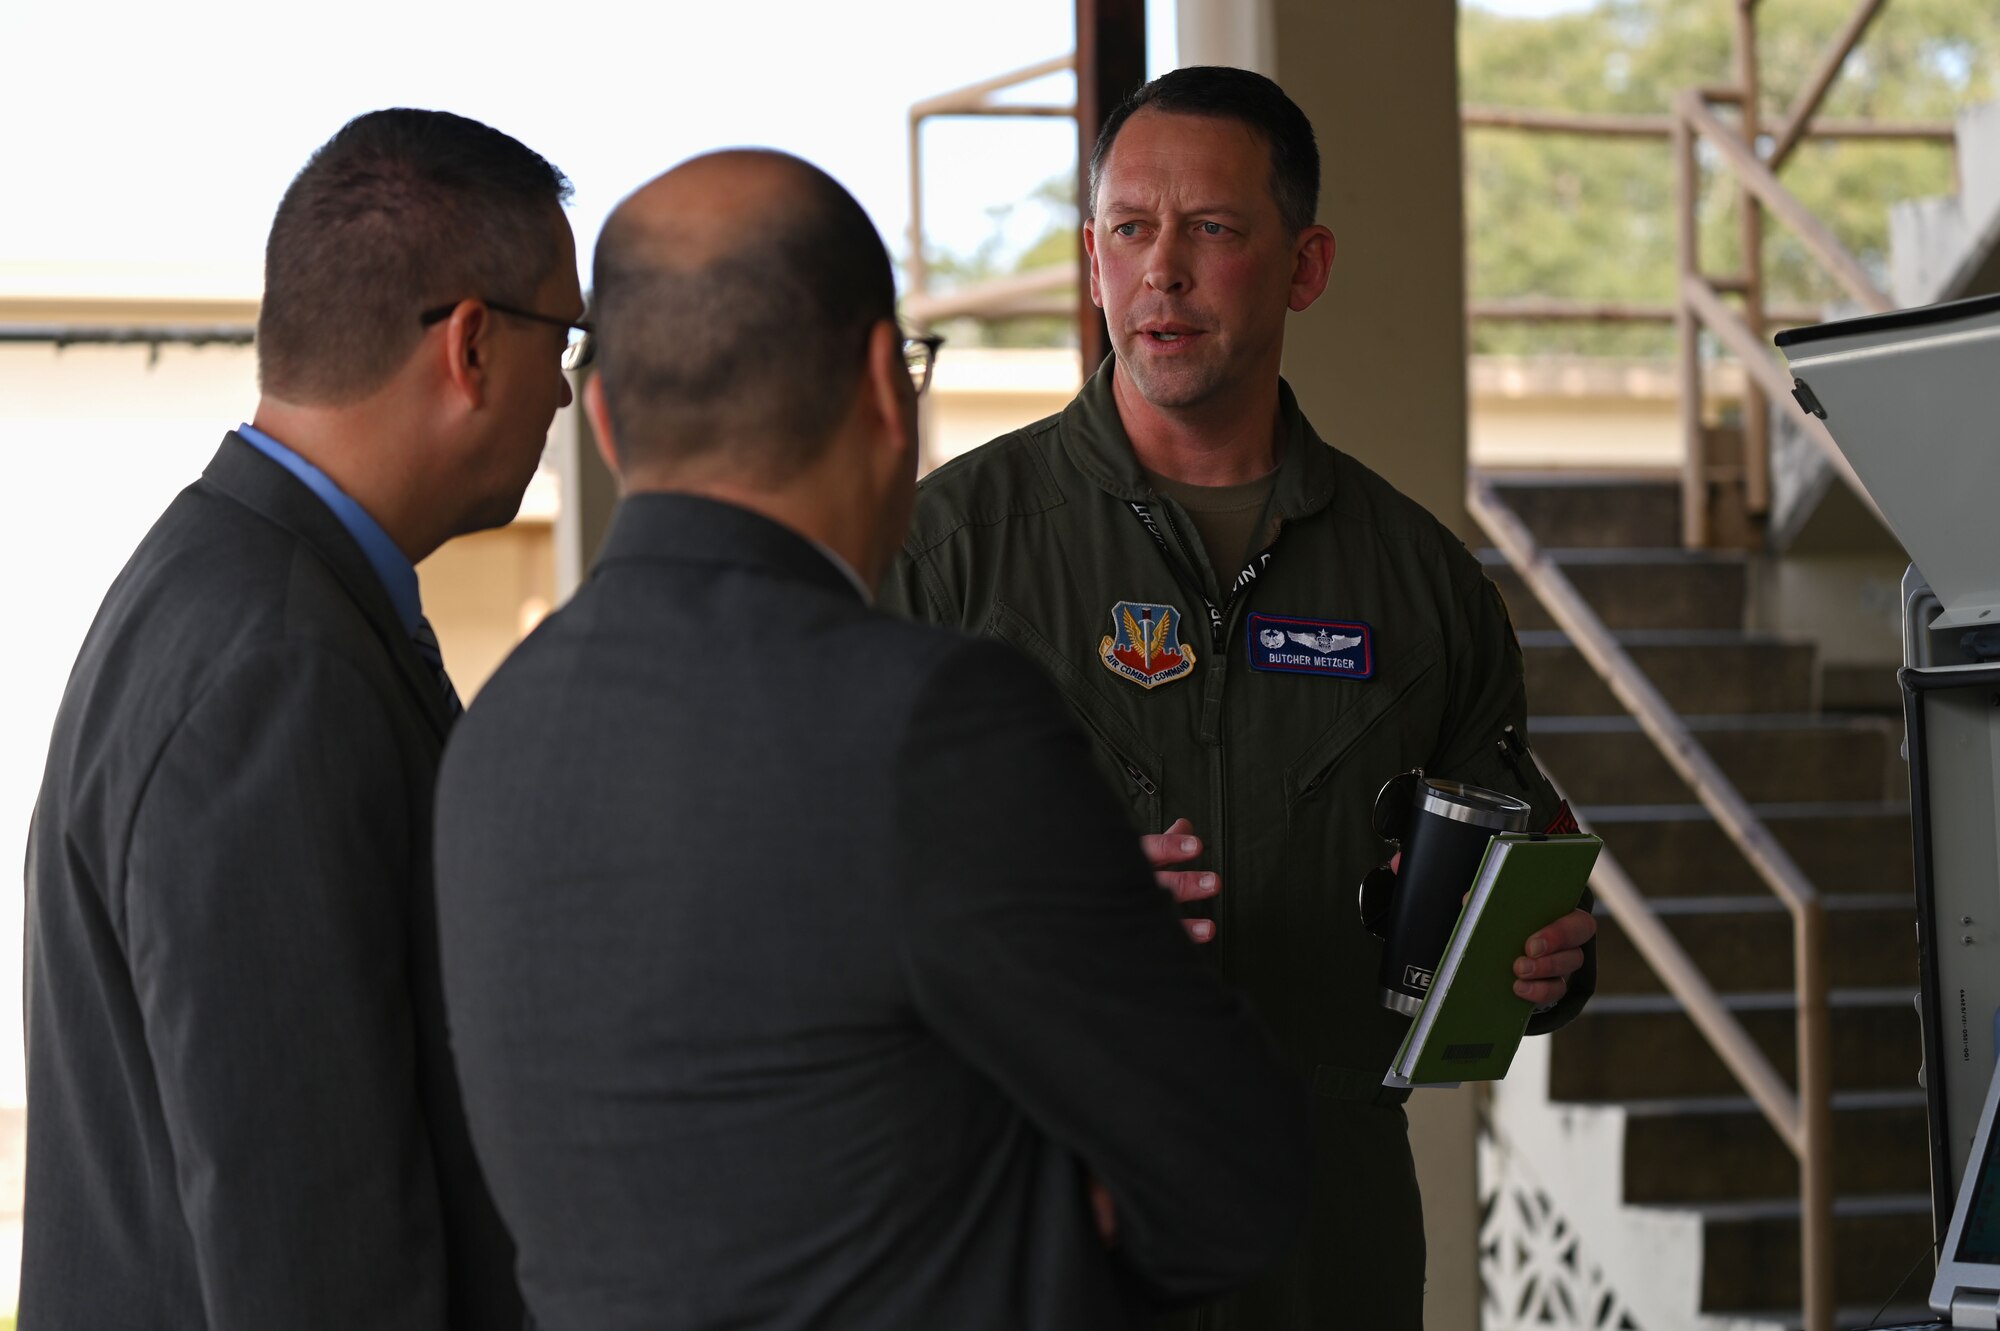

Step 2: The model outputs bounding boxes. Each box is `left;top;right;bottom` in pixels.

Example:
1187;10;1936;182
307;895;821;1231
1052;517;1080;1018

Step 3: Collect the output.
1468;474;1837;1331
903;54;1078;332
1669;0;1903;546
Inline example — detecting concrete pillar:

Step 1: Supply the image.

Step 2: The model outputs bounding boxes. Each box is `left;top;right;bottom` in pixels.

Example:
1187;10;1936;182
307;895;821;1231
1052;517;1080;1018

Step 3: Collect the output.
1270;0;1473;540
551;375;619;603
1176;0;1275;76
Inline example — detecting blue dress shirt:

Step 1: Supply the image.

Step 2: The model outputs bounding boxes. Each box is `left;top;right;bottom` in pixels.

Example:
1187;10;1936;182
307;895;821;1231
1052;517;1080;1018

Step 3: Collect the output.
236;423;423;634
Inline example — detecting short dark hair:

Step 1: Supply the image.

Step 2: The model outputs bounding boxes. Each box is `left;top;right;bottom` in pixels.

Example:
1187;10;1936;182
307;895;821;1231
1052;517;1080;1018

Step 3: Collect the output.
591;156;896;481
1088;66;1320;234
257;108;572;404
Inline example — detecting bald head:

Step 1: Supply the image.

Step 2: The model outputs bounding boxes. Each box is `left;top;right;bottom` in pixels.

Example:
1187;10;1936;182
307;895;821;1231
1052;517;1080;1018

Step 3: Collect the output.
591;150;897;482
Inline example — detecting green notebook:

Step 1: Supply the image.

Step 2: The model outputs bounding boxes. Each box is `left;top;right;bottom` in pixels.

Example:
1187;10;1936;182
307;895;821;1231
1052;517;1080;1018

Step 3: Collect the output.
1384;832;1603;1089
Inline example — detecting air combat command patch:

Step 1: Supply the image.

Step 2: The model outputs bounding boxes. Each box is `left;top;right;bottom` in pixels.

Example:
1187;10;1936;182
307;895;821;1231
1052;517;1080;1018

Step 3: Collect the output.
1099;601;1197;690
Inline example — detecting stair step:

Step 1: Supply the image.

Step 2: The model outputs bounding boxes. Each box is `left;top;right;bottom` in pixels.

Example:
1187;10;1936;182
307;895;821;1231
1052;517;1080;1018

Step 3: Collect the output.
1520;630;1818;715
1592;897;1920;996
1616;1087;1925;1115
1529;713;1902;805
1694;1194;1933;1315
1579;802;1912;897
1478;473;1682;548
1481;547;1749;632
1706;1306;1938;1330
1623;1099;1929;1205
1548;991;1922;1101
1822;662;1906;716
1837;1309;1940;1330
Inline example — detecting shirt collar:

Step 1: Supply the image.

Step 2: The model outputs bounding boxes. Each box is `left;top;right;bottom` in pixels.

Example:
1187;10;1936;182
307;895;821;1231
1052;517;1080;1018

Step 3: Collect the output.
1057;355;1338;521
804;534;875;605
235;423;424;634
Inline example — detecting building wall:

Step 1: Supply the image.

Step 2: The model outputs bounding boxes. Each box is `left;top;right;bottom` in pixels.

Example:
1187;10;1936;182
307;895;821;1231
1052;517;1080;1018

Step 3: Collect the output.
923;347;1084;471
419;524;557;701
1469;356;1746;472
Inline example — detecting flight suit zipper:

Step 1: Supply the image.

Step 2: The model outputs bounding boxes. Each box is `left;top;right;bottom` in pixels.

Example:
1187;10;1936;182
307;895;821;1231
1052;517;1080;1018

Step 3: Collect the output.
1151;502;1286;969
1152;502;1235;919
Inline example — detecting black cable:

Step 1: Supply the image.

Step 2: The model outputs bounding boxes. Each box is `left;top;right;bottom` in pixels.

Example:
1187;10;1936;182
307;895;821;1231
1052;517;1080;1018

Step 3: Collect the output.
1866;1239;1941;1328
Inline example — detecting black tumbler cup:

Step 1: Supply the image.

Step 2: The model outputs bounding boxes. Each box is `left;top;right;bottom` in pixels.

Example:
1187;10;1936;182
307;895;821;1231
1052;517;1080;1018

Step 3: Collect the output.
1370;774;1532;1016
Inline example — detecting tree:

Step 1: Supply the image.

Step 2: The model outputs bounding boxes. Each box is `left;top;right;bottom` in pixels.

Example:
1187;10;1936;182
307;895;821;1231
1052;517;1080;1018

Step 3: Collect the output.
920;174;1078;349
1462;0;1999;356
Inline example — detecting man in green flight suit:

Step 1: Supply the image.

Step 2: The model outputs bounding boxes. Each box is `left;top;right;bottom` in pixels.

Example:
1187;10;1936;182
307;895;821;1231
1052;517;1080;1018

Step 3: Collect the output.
883;66;1598;1327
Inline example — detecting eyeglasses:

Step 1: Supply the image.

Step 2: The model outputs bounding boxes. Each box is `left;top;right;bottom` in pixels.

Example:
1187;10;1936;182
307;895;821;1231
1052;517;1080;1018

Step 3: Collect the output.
904;333;944;397
420;298;595;371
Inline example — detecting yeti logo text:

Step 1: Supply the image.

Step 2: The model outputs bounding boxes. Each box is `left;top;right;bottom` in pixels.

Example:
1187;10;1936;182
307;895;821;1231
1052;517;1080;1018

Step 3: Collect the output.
1403;965;1434;991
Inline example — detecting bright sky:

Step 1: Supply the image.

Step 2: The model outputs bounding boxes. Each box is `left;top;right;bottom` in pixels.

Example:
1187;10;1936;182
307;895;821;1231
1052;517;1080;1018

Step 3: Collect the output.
1467;0;1598;15
0;0;1190;292
0;0;1593;294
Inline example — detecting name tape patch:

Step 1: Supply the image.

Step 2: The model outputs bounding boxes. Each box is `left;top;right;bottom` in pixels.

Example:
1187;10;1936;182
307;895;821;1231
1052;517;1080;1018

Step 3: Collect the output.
1246;612;1374;679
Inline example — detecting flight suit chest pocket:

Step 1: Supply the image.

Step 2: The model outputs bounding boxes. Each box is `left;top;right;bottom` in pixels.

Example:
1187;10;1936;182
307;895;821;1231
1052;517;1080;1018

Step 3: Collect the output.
1283;633;1445;813
988;600;1164;833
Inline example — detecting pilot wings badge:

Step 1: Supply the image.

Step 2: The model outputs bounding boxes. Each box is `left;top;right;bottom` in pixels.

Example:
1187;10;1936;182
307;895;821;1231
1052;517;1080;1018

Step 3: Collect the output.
1098;600;1197;690
1288;628;1363;654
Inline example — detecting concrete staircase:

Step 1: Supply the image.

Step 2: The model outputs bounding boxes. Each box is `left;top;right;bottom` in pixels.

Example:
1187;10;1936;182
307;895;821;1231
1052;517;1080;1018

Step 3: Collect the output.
1476;473;1928;1330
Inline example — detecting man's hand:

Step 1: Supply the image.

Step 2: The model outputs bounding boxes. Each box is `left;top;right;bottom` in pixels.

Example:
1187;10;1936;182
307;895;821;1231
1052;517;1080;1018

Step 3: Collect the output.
1141;816;1218;943
1514;907;1596;1006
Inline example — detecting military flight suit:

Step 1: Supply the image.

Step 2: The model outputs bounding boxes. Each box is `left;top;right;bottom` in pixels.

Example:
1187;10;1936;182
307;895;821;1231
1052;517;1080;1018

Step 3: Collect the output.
884;362;1595;1329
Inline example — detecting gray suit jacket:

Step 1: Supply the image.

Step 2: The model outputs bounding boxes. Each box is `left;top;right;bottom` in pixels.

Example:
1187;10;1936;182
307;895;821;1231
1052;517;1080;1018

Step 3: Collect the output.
22;434;521;1330
434;494;1309;1331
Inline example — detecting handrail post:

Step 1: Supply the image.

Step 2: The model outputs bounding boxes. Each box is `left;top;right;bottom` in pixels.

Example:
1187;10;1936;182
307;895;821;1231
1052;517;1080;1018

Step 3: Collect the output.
1681;273;1888;528
906;113;928;310
1733;1;1772;517
1673;105;1707;547
1678;93;1895;314
1768;0;1891;171
1797;900;1836;1331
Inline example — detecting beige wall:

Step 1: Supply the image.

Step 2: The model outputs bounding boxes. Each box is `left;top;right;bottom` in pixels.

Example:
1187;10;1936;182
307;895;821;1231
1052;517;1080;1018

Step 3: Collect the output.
1757;553;1907;669
1475;396;1683;471
924;348;1083;471
1469;356;1746;472
419;522;558;701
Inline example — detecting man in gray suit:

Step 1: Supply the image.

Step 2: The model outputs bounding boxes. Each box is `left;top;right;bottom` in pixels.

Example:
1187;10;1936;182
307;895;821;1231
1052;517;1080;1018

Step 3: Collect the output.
22;108;584;1329
433;150;1310;1331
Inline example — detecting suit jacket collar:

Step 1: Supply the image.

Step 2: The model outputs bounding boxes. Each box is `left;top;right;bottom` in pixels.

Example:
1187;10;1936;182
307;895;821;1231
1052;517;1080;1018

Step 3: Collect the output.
1058;354;1340;521
594;493;867;604
202;432;454;738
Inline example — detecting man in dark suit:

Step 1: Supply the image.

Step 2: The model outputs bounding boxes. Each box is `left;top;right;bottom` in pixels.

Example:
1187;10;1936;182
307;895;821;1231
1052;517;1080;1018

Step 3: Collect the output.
433;150;1309;1331
21;108;585;1330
